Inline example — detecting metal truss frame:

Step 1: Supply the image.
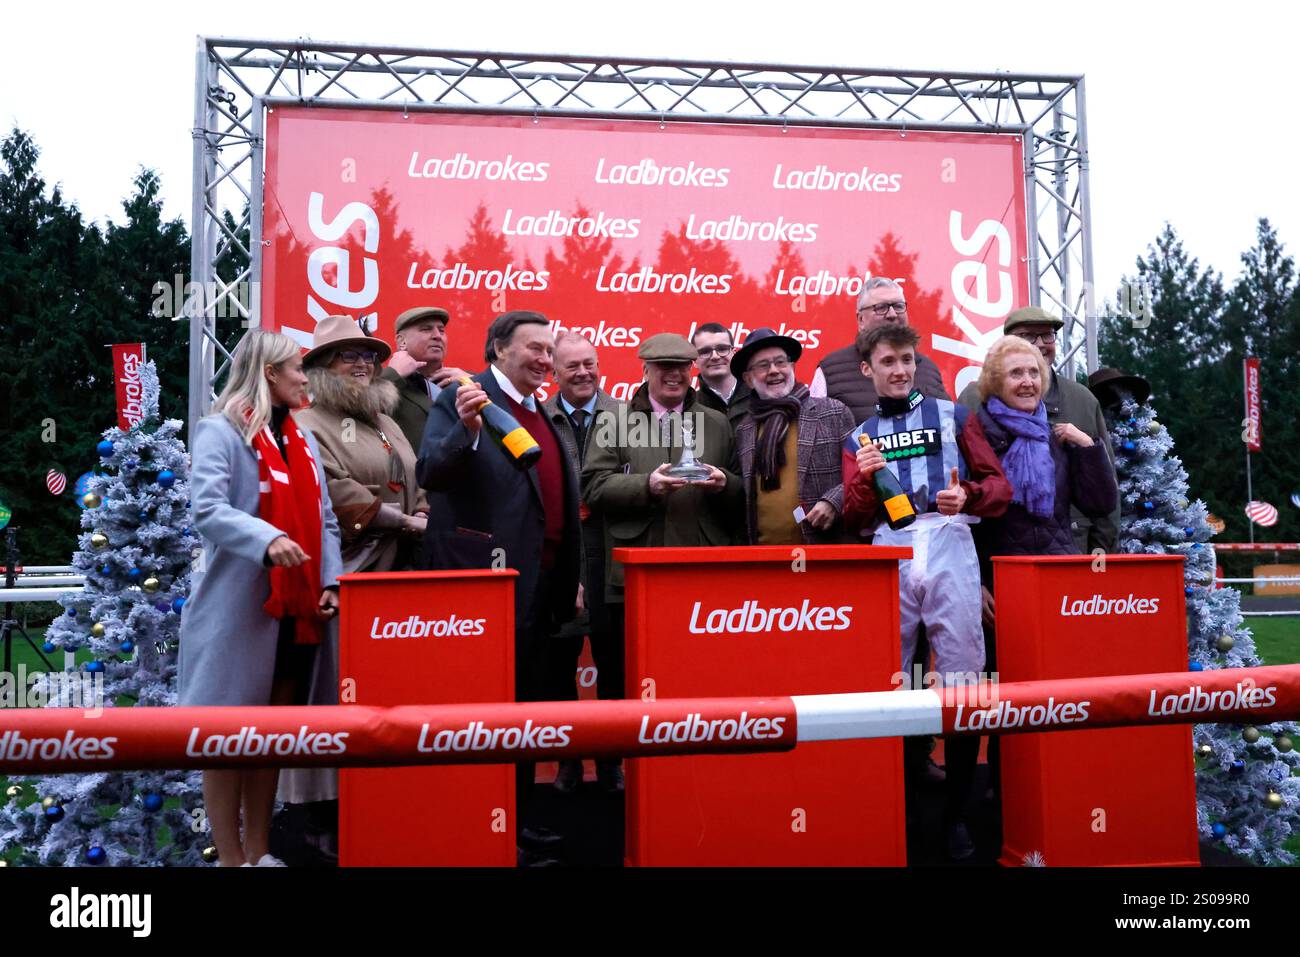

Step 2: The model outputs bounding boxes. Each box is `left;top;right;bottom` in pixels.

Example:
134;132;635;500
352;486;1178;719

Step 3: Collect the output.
190;36;1095;429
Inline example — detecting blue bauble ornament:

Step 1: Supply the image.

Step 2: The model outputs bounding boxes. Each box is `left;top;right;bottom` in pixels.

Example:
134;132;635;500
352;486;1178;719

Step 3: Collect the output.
1128;418;1137;426
1189;661;1204;671
172;597;186;614
42;641;55;653
157;469;176;489
127;568;142;583
1185;586;1195;596
1142;501;1155;511
1229;759;1245;776
1192;543;1203;550
66;607;76;618
99;564;111;576
125;458;138;470
1184;527;1195;536
1212;823;1227;838
85;660;104;674
142;793;163;812
44;804;65;822
96;439;115;458
1123;441;1136;452
138;512;149;521
153;600;170;613
119;641;134;654
85;846;106;865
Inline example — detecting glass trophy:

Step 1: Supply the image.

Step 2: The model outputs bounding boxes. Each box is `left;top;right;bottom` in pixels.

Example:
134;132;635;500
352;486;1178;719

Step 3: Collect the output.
665;413;712;481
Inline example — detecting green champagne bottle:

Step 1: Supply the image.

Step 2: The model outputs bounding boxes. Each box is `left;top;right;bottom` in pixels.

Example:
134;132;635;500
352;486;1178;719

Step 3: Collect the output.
858;434;916;529
459;377;542;471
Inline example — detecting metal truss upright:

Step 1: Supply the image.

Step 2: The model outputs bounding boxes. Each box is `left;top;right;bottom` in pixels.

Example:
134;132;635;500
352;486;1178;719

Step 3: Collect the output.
189;36;1096;430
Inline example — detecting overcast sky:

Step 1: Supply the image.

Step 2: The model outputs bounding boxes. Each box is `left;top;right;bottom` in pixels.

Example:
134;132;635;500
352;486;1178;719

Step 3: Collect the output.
4;0;1295;297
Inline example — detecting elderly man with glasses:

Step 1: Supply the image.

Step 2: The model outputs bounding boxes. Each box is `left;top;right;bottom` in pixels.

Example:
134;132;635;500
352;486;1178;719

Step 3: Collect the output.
689;322;752;430
811;276;950;423
956;305;1119;554
731;328;856;545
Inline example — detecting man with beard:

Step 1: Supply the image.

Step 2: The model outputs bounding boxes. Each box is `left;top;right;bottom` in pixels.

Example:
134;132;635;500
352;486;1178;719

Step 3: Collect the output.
731;328;855;545
382;306;471;455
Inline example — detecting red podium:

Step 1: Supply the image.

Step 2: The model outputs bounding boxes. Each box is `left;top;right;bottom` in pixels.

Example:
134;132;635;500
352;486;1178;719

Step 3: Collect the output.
992;555;1198;867
337;569;517;866
615;544;909;866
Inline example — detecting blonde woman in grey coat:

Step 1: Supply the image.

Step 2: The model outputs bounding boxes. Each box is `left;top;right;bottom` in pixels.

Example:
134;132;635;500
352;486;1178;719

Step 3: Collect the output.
178;331;343;867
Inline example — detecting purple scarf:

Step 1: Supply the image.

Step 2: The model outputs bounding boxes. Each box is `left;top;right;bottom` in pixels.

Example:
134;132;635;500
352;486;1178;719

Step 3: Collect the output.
984;396;1054;519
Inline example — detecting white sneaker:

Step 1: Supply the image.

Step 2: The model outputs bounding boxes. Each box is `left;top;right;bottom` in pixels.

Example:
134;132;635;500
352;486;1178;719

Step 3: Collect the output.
254;853;286;867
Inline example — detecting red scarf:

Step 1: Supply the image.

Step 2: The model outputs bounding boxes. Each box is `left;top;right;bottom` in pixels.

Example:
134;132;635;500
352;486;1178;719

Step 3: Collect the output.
250;411;324;645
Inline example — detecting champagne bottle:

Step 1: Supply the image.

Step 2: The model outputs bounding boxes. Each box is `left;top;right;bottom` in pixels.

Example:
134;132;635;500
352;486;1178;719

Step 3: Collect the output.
459;377;542;471
858;435;916;529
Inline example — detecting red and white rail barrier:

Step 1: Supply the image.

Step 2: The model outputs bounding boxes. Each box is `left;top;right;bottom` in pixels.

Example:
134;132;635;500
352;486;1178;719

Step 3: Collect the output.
2;665;1299;773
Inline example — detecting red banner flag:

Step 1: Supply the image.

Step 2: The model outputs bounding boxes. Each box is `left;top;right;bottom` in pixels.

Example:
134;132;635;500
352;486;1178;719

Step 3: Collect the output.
112;343;147;431
1244;356;1262;452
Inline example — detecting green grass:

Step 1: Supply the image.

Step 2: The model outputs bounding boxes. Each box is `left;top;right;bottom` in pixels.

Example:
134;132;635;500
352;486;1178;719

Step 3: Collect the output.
1250;615;1300;667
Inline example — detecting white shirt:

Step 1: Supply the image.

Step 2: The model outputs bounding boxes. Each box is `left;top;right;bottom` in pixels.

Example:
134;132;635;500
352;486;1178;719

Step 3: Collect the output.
809;366;828;398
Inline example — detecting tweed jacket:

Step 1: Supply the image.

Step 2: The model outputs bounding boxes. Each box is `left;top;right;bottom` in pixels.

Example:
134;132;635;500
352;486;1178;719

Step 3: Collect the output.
735;390;856;544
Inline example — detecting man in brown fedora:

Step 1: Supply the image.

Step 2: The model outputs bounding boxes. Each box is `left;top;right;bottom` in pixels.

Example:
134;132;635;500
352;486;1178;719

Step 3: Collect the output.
958;305;1119;553
381;306;471;455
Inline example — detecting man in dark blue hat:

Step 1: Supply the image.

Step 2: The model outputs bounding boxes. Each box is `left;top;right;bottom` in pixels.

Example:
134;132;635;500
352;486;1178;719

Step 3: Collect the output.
731;328;857;545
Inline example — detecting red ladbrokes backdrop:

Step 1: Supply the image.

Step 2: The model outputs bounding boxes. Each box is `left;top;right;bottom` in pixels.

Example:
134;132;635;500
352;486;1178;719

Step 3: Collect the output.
262;107;1029;402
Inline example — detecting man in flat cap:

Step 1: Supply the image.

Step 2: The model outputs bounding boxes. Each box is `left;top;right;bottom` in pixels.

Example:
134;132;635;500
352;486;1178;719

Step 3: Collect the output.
582;332;743;607
381;306;470;455
958;305;1119;554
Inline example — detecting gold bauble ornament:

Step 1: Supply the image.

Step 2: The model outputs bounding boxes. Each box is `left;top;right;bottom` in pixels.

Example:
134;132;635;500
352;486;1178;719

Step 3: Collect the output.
142;576;160;593
91;622;106;638
90;532;108;550
1178;498;1189;509
1266;791;1284;810
41;797;55;809
1243;727;1261;744
1277;735;1294;753
1147;421;1162;435
81;492;101;509
1216;635;1235;652
1198;744;1213;757
5;784;22;799
201;846;219;864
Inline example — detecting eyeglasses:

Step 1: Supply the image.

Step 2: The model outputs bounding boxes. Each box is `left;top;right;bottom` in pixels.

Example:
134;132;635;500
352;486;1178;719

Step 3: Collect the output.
748;356;792;374
697;345;733;358
1014;331;1057;345
336;350;378;365
858;301;908;317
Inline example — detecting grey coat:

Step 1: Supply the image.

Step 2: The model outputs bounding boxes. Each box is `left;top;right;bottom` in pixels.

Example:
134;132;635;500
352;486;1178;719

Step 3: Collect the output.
178;414;343;707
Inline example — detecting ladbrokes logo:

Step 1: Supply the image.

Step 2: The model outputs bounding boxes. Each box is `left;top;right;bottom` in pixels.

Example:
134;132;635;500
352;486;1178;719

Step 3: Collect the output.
1148;682;1278;717
0;729;117;762
408;151;549;182
688;599;852;634
594;157;729;188
771;162;902;192
185;726;348;758
1060;593;1161;616
370;615;486;639
416;720;573;753
637;711;786;744
952;697;1091;732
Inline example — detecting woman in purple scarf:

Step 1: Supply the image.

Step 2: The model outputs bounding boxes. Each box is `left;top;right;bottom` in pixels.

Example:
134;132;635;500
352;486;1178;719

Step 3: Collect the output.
970;335;1118;800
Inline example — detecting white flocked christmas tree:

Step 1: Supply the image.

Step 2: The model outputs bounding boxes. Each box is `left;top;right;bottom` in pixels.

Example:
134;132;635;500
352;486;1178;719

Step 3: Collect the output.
1106;389;1300;865
0;361;207;865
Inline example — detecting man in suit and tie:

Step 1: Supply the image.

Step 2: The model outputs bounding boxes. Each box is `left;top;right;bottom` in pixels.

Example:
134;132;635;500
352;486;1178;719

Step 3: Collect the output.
542;332;625;794
417;310;581;865
381;306;470;454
